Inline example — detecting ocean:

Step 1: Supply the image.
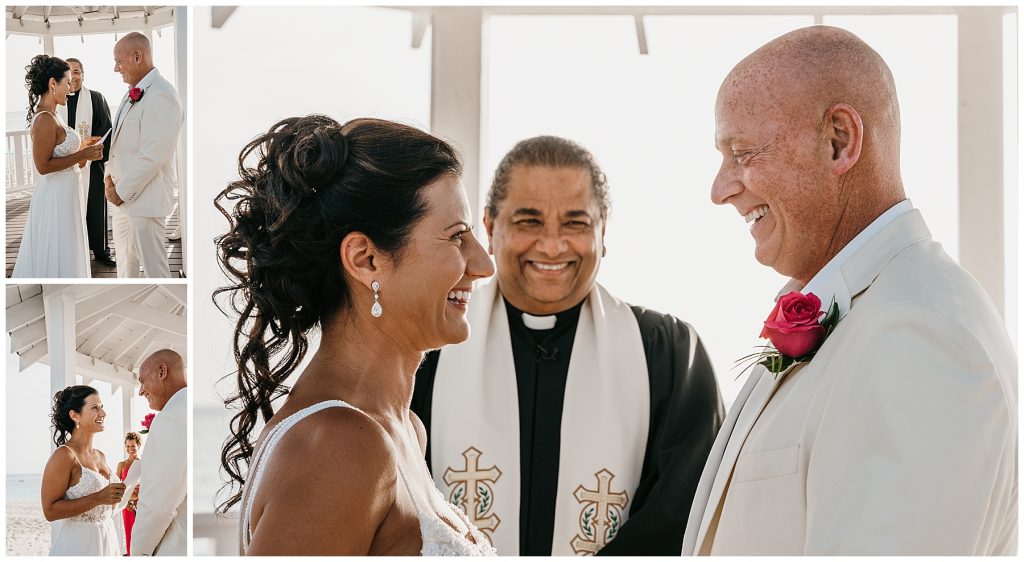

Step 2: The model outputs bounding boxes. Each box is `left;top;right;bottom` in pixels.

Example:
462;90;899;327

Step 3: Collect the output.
6;474;42;503
7;110;29;132
194;407;236;515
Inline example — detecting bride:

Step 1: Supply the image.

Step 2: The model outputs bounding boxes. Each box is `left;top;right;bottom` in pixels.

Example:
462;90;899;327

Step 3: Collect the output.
42;385;126;556
12;54;104;279
215;115;496;555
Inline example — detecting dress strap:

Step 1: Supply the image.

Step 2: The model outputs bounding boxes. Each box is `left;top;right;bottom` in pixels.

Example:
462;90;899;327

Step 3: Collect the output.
61;444;83;467
240;400;357;550
31;110;59;125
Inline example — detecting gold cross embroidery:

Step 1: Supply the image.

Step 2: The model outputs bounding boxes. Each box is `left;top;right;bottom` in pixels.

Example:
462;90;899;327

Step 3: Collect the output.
571;469;629;555
443;447;502;538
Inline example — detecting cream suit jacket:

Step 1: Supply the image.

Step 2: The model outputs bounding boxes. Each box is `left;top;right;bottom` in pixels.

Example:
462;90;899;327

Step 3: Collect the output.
682;210;1017;555
107;68;182;218
131;388;188;556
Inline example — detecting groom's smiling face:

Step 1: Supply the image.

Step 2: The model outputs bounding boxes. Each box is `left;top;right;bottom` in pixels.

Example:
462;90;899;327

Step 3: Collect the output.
138;359;168;410
113;43;143;86
711;63;841;284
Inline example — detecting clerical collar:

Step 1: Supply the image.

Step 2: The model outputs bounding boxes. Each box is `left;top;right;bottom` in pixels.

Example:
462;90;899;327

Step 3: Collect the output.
503;298;585;332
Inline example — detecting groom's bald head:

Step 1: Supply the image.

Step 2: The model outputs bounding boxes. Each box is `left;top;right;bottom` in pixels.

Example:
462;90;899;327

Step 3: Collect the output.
137;349;187;411
113;32;154;86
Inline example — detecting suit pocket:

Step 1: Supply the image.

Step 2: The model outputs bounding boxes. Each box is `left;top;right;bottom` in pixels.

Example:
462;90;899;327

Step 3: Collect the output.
734;444;800;483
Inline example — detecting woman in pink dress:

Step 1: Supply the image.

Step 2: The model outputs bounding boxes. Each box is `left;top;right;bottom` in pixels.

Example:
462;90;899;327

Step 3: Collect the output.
116;432;142;554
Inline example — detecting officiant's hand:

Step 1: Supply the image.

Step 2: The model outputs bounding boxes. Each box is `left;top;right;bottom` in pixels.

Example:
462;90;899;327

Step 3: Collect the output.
104;176;124;206
91;482;127;506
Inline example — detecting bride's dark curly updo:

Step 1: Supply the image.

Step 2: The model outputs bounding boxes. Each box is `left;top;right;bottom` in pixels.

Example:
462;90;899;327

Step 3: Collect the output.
50;385;99;447
25;54;70;125
214;114;461;512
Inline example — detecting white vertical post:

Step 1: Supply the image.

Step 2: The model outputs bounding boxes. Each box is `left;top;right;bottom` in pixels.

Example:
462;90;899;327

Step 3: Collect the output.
175;7;188;277
44;289;76;547
43;33;54;55
958;7;1005;316
430;7;485;219
45;291;77;449
122;383;134;440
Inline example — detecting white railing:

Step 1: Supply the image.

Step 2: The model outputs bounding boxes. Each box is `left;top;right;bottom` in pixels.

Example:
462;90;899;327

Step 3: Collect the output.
7;129;37;193
193;511;239;556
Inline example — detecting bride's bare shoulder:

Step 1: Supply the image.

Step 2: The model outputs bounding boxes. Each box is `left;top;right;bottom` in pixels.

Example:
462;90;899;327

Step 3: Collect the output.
247;406;398;554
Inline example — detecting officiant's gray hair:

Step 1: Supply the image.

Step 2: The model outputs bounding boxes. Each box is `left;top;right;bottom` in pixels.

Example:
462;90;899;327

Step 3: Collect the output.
66;57;83;73
487;135;611;221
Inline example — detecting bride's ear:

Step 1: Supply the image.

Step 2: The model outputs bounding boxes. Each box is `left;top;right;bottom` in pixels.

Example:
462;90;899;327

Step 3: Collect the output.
339;231;386;293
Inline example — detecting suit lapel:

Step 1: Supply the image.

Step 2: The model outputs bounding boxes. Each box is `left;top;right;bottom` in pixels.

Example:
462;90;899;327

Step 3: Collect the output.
693;362;804;554
112;92;131;143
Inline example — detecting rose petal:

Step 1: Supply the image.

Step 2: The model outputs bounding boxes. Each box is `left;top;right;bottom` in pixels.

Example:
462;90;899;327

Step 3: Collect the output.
765;324;826;358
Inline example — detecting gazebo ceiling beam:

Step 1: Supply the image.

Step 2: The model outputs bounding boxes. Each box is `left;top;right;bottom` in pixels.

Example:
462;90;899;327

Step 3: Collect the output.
19;341;48;371
7;292;44;331
210;6;237;29
77;315;126;356
112;303;186;337
108;326;153;366
6;12;175;37
10;318;46;354
160;284;186;308
75;285;154;333
74;351;137;387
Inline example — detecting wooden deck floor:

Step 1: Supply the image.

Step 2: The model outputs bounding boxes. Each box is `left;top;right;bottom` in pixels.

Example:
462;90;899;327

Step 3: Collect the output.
6;189;183;278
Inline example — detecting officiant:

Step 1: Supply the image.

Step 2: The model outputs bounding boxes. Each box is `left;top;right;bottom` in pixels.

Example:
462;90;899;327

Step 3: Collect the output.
58;57;116;268
411;136;724;556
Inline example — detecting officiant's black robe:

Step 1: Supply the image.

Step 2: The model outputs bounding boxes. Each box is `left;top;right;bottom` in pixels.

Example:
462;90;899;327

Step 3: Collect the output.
67;88;113;260
411;297;725;556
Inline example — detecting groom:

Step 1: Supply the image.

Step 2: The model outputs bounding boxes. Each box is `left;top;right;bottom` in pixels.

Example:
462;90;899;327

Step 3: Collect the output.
131;349;187;556
105;32;183;278
682;26;1017;555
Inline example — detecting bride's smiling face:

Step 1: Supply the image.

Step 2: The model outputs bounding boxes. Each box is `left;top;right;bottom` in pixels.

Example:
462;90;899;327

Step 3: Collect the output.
373;175;495;350
70;393;106;434
50;72;72;106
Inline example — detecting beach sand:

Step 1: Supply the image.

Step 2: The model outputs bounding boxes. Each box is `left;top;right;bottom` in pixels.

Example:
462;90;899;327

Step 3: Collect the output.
6;501;49;556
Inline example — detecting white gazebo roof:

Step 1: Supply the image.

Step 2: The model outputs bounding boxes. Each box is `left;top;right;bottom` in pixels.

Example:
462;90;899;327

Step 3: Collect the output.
7;284;187;387
6;6;176;36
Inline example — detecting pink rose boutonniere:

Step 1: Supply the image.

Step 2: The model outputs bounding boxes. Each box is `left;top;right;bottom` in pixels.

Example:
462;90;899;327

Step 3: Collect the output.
128;87;144;105
737;291;840;377
140;412;156;434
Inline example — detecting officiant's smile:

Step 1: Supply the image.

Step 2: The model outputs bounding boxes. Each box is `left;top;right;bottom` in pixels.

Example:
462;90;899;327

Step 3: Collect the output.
68;60;83;94
485;163;606;316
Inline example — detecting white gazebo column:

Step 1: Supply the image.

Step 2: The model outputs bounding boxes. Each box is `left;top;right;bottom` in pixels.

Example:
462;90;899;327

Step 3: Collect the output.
429;7;485;215
43;33;54;55
44;291;77;446
958;7;1006;317
121;383;134;438
175;7;188;277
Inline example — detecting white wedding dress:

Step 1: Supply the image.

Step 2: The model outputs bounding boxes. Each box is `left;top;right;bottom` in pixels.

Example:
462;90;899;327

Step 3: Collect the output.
241;400;497;556
49;445;121;556
12;111;91;278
